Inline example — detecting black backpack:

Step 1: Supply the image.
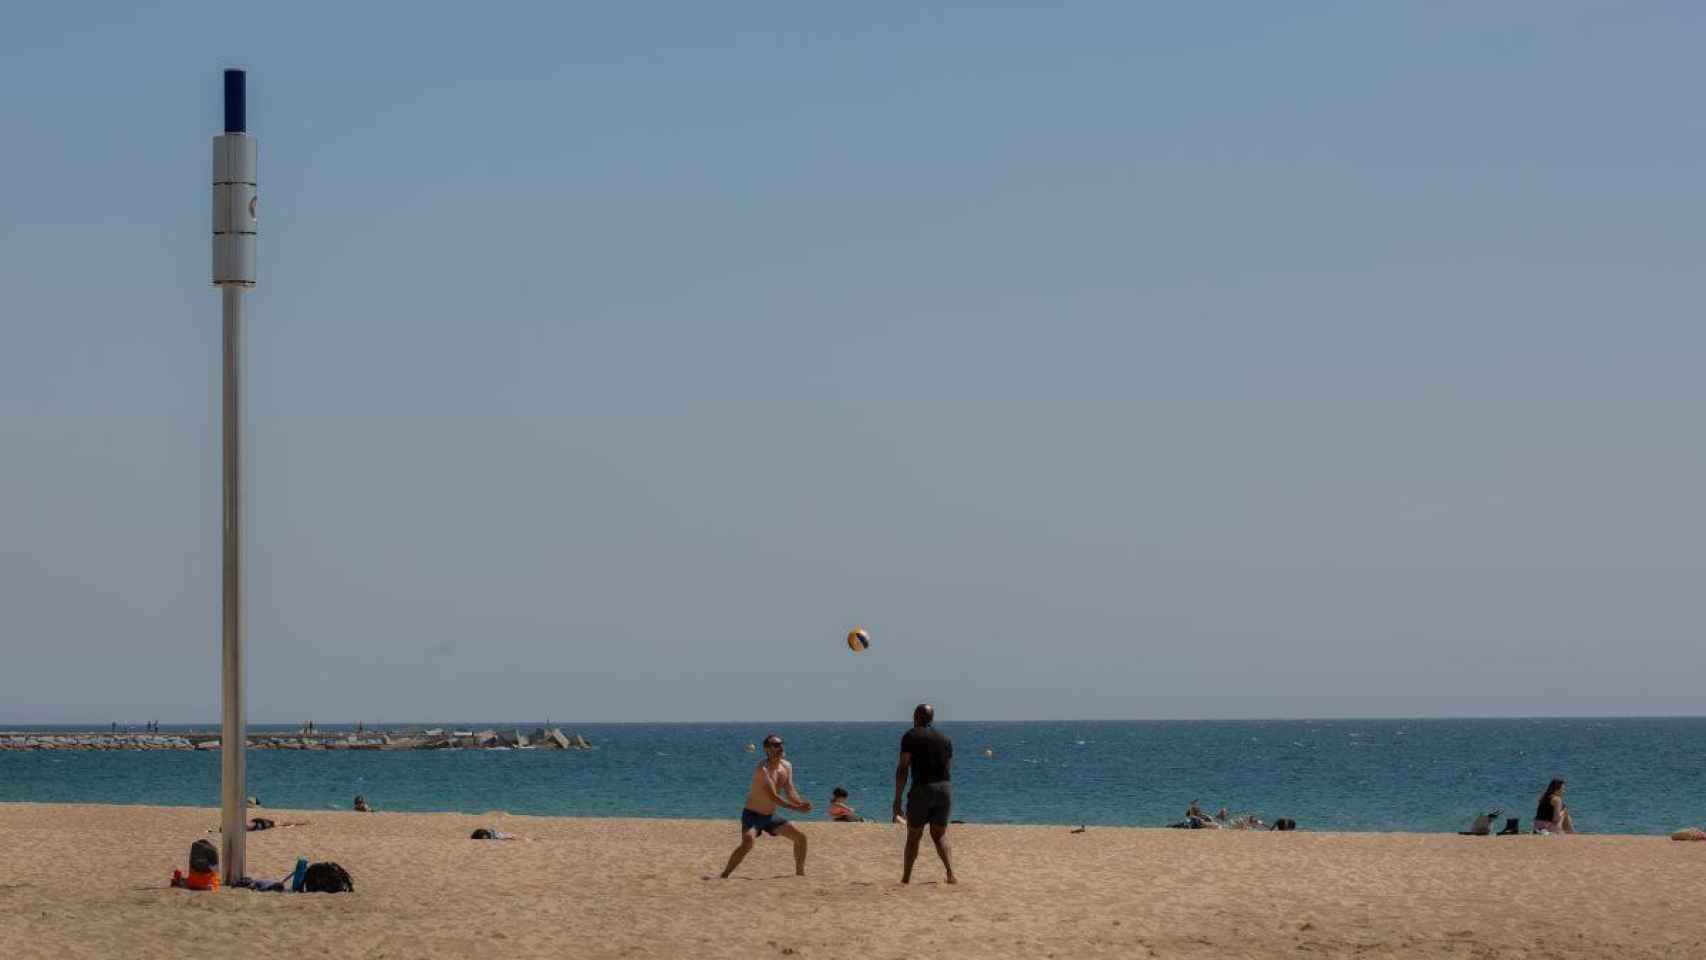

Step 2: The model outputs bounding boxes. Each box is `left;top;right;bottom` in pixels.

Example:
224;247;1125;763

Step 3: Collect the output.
189;839;219;873
470;828;495;839
302;861;354;893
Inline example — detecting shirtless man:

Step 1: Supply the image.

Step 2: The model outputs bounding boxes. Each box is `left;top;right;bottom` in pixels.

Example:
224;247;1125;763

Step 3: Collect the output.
893;703;957;884
720;733;813;878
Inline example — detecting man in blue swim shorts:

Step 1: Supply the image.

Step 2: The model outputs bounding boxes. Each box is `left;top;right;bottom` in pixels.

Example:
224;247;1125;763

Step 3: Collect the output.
720;734;814;878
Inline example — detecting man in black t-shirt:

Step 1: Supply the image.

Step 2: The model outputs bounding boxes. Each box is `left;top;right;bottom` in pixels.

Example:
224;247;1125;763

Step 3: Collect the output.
892;703;958;884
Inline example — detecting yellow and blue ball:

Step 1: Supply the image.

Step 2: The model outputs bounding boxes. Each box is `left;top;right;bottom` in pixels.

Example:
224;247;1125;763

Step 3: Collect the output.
846;627;871;653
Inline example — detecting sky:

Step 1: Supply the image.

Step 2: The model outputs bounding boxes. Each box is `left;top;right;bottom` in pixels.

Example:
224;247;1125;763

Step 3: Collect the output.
2;2;1703;723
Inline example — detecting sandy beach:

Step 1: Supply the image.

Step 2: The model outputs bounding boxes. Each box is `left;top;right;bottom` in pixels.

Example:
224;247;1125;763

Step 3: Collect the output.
1;803;1702;959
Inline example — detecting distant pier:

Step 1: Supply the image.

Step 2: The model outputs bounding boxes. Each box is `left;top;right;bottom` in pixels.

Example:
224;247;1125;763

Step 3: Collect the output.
0;727;591;752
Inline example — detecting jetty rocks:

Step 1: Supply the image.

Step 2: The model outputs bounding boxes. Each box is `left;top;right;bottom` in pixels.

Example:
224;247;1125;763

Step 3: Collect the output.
414;727;592;751
0;728;593;752
0;734;198;752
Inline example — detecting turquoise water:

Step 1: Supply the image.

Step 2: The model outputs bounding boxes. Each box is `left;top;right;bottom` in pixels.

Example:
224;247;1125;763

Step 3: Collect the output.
3;719;1702;834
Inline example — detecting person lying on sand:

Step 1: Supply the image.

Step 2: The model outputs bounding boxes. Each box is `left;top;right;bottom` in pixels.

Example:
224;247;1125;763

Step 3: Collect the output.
247;817;309;832
720;733;813;878
205;817;308;834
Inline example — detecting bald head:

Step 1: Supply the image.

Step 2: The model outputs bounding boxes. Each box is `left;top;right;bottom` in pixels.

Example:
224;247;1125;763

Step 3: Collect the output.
913;703;935;727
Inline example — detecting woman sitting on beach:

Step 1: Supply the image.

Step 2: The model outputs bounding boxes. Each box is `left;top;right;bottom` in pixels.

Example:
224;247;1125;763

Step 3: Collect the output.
828;787;863;822
1184;800;1220;828
1533;778;1575;834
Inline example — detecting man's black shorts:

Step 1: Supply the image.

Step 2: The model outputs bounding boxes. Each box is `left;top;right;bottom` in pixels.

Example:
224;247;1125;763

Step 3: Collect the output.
906;781;952;829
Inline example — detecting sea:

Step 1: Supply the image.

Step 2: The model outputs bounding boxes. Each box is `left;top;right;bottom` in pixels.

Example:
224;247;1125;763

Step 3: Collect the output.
2;718;1702;835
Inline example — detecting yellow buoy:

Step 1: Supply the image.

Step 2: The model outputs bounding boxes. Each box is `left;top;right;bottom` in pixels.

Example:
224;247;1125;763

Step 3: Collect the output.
745;743;756;752
846;627;871;653
984;748;994;758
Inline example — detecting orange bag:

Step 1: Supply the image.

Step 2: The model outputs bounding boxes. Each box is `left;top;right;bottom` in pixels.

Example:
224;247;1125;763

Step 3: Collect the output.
185;870;220;891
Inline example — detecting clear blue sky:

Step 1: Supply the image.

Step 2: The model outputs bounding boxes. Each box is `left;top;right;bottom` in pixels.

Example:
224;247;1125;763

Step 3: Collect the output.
3;2;1703;723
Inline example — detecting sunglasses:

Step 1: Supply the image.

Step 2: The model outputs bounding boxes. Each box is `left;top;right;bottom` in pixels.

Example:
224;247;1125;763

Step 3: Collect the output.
763;740;784;749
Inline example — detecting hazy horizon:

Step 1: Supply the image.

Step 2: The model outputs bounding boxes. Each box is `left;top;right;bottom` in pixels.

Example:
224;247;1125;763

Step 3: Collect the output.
6;711;1705;729
5;3;1704;724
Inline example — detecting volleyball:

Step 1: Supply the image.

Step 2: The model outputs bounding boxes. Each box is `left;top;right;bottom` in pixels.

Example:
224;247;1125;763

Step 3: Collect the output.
846;627;871;653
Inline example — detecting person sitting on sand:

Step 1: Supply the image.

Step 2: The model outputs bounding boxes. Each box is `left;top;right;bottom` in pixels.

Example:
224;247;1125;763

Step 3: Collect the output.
353;795;371;812
1533;778;1575;834
829;787;863;822
1185;800;1220;828
719;734;813;878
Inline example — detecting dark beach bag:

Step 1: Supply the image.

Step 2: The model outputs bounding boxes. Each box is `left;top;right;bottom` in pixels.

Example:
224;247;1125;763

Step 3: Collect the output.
301;861;354;893
189;838;219;873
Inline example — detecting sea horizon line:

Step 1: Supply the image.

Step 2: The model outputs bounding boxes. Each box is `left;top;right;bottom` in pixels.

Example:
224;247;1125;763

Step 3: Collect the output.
4;712;1704;730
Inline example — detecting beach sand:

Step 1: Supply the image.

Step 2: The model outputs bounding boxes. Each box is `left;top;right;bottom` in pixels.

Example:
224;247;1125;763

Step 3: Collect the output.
2;803;1702;959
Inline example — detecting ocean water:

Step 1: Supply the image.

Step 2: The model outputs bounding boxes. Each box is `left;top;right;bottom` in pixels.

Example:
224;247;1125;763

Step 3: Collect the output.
2;719;1702;834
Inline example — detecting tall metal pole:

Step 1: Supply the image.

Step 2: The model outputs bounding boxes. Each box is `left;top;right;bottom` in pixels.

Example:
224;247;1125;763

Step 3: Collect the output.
219;284;245;884
213;68;256;887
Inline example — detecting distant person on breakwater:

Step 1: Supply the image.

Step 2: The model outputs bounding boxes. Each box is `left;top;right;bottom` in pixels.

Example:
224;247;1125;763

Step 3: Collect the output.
1533;779;1575;834
894;703;957;884
719;734;812;878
